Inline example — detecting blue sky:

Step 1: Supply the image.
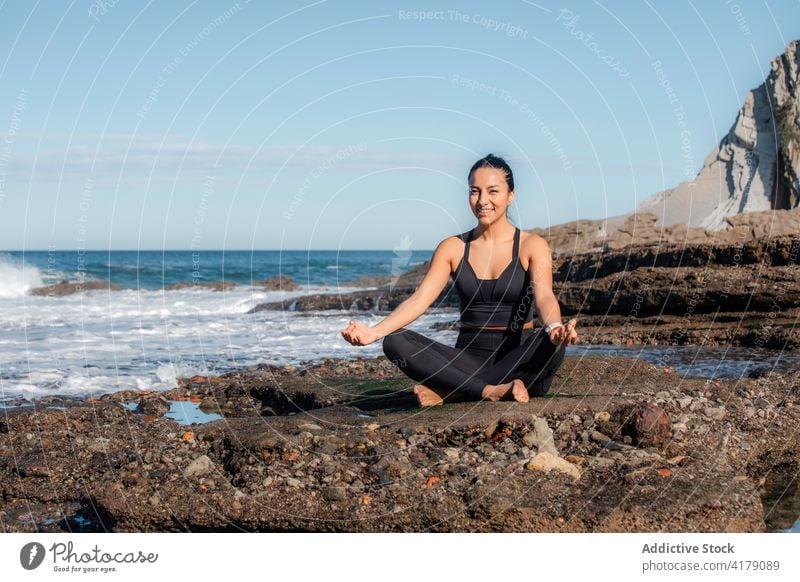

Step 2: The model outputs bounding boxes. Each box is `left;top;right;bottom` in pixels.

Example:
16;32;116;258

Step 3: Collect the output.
0;0;798;250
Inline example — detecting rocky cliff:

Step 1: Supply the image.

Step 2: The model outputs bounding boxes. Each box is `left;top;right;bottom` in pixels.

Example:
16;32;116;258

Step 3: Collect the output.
636;39;800;229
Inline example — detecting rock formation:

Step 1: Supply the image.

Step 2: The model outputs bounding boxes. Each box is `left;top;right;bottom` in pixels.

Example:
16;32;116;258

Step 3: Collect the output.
637;40;799;229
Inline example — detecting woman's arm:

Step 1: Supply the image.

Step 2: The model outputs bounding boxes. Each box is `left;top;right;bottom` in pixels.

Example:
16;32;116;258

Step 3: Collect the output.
370;237;457;339
341;237;457;346
527;235;562;328
526;234;580;345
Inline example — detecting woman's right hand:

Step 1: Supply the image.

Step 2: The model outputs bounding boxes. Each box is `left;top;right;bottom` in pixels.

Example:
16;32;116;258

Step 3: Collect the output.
340;320;381;346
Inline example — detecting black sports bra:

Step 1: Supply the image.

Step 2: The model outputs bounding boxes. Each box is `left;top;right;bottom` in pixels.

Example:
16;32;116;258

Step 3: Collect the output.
450;226;536;329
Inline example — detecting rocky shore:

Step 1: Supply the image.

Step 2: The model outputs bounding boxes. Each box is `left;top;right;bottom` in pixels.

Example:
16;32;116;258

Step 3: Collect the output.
249;232;800;351
1;352;798;532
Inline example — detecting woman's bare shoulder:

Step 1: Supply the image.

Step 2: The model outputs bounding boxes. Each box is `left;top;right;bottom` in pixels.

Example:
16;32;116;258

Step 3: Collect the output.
520;230;550;251
427;233;468;272
519;230;552;270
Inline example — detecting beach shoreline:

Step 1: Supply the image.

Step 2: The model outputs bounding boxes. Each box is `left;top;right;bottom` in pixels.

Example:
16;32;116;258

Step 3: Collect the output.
1;351;797;533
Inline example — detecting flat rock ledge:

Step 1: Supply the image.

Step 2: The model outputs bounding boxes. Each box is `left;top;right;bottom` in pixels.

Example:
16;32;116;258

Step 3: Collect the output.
1;355;797;533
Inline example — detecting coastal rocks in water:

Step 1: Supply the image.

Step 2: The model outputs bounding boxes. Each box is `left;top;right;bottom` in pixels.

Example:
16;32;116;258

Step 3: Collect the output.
254;275;300;291
248;283;459;314
165;281;237;292
245;233;800;354
135;395;171;417
29;280;122;296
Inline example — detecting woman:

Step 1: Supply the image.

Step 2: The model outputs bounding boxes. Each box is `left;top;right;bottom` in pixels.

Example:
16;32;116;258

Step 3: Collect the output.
340;153;579;407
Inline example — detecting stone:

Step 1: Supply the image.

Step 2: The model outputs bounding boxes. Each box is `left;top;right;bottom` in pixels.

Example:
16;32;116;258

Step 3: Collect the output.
703;407;727;421
298;423;323;432
323;485;348;502
526;452;581;481
521;416;558;456
443;448;460;462
589;430;611;444
621;401;671;447
183;455;215;478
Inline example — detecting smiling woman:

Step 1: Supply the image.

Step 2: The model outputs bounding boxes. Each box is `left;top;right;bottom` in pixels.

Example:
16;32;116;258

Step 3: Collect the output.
340;153;579;407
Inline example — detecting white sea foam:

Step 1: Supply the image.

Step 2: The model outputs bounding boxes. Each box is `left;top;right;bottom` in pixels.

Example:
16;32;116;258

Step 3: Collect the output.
0;283;443;400
0;256;43;298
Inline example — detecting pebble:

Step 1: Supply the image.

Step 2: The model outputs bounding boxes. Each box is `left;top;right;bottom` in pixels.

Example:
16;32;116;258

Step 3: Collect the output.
703;407;726;421
590;457;616;469
526;452;581;481
443;448;460;462
323;485;348;502
399;427;417;439
677;396;693;409
298;423;323;432
655;391;671;400
594;411;611;423
589;430;610;444
286;478;303;488
521;416;558;456
183;455;215;478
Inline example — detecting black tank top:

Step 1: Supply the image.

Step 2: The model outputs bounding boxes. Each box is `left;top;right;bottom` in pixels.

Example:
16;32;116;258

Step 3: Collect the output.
451;226;536;329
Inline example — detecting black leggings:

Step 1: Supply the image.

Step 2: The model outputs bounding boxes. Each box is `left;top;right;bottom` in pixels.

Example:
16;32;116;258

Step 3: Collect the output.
382;326;566;400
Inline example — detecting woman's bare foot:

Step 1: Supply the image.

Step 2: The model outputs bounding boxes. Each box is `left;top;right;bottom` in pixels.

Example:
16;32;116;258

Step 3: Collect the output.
413;384;444;407
481;379;529;403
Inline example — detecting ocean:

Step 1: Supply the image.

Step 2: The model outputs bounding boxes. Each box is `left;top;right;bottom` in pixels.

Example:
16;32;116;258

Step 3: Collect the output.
1;250;796;403
0;249;448;402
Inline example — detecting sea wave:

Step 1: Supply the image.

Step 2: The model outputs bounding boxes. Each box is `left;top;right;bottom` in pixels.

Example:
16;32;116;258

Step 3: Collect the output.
0;255;44;298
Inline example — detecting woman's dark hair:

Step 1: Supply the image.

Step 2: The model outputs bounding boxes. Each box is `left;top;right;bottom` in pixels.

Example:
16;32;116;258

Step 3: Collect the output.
468;153;514;192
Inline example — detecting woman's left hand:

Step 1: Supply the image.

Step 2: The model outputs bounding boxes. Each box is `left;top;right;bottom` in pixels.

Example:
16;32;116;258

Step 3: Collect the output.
548;318;579;346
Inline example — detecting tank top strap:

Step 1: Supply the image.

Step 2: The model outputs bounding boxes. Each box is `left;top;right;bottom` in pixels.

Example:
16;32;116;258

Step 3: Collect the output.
463;228;473;261
512;226;520;259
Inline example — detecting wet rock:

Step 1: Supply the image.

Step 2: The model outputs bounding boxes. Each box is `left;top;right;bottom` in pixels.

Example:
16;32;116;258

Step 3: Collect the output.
255;275;299;291
165;281;237;292
136;396;170;417
29;280;122;296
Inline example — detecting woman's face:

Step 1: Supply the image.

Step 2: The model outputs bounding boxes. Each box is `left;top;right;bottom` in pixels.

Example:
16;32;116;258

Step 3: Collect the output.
469;167;514;224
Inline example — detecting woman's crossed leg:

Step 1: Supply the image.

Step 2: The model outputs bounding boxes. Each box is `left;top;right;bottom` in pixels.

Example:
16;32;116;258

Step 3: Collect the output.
382;327;565;406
